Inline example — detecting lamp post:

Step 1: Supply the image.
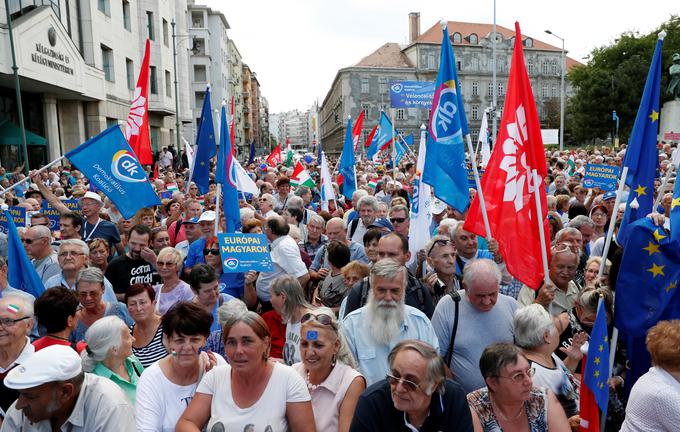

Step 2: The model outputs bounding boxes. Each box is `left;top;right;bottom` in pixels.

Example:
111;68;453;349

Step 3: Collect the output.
4;1;30;175
171;19;193;156
545;29;565;152
491;0;497;147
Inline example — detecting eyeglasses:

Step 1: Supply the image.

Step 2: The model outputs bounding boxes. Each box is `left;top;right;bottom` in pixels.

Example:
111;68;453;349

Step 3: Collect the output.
58;251;85;258
386;373;423;393
493;367;536;383
22;237;46;245
203;248;220;256
301;312;334;326
389;217;407;224
0;316;31;328
156;261;176;267
427;239;453;256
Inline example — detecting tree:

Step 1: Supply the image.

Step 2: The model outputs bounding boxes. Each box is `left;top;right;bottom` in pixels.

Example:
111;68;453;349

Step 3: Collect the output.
566;16;680;145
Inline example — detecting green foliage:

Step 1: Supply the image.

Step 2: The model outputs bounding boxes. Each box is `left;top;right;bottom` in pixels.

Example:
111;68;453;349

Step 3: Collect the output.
566;15;680;145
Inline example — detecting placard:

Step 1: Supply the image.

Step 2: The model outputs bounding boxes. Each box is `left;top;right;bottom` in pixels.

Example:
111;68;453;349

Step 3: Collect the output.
467;168;485;189
389;81;435;108
42;199;80;231
217;233;273;273
0;207;27;234
583;164;620;191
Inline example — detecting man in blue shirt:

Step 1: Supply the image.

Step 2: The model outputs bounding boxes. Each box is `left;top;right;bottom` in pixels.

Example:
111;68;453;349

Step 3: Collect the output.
309;217;368;282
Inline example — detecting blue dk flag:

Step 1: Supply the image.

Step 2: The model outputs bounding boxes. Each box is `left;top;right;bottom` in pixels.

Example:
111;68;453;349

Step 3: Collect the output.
5;210;45;298
338;117;357;199
422;24;470;212
193;86;217;195
65;126;161;219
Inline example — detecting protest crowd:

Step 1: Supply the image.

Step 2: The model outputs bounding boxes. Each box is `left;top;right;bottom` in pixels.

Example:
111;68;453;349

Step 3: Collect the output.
0;22;676;432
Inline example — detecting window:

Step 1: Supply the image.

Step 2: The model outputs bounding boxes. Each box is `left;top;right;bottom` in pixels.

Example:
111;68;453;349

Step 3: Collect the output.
101;44;114;82
106;117;118;128
498;83;504;97
162;19;169;47
457;61;461;71
146;11;155;41
191;11;204;28
193;65;206;82
362;130;370;144
379;78;387;93
427;53;435;69
471;130;479;142
487;82;494;97
452;32;462;43
542;86;548;98
150;126;160;152
361;77;369;93
165;70;172;97
471;57;479;71
362;103;370;119
150;66;157;94
552;86;558;98
195;91;205;109
524;38;533;48
469;33;478;44
472;105;479;120
122;1;131;31
541;61;549;75
125;58;134;89
472;81;478;96
527;59;534;75
551;60;558;75
98;0;110;16
192;38;205;56
396;109;405;121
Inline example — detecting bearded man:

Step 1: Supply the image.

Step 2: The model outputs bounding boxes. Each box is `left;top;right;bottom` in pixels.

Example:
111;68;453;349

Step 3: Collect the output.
342;259;439;386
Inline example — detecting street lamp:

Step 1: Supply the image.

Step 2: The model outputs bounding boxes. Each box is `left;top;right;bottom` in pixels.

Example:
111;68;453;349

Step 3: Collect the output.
545;29;565;152
171;20;195;156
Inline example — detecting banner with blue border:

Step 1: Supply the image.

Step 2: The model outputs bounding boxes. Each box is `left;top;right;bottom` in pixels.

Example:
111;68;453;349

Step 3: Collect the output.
217;233;273;273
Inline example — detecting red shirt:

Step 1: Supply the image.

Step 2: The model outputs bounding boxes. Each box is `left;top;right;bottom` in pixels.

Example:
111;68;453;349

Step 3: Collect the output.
261;310;286;359
33;336;87;354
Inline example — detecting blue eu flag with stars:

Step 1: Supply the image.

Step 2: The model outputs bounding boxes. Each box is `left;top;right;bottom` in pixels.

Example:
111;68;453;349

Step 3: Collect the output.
583;298;610;413
193;85;216;195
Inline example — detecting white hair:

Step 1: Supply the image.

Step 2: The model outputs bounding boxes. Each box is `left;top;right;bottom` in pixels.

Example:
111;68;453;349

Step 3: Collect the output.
81;316;127;372
513;304;557;349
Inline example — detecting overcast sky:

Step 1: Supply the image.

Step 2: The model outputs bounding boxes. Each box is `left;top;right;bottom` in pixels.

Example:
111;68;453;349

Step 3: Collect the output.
202;0;677;114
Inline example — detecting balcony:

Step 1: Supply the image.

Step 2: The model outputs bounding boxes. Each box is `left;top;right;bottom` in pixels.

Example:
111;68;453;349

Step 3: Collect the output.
242;91;250;98
244;122;251;129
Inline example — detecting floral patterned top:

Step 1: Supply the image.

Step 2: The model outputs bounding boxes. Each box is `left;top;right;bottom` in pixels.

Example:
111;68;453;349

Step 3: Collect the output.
467;387;549;431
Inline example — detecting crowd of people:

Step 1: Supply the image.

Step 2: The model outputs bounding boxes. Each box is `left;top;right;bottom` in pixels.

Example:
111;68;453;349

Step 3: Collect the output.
0;141;676;431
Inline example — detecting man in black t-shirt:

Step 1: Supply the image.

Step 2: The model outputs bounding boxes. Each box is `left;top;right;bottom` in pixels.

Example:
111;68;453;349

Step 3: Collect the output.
105;224;160;301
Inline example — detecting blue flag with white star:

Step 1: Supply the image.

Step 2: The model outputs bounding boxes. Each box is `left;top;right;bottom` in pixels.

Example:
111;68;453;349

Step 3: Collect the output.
193;86;216;195
617;36;663;245
583;298;610;414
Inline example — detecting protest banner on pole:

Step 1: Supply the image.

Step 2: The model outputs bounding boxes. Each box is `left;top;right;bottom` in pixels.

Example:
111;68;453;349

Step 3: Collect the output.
583;164;621;191
217;233;273;273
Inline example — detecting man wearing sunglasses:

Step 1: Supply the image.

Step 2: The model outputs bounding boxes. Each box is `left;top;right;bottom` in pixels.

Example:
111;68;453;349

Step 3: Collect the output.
388;205;410;239
24;225;60;286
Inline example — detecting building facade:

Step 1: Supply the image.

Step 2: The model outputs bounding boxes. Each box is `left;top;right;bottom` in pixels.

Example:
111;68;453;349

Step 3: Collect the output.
319;13;580;154
276;109;310;152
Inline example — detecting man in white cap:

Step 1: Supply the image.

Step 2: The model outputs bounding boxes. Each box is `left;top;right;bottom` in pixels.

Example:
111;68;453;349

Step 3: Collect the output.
183;210;216;278
0;345;135;431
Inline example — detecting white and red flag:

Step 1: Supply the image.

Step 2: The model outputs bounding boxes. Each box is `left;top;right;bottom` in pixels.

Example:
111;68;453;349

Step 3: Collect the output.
266;144;282;167
352;110;364;154
463;22;550;289
125;39;153;166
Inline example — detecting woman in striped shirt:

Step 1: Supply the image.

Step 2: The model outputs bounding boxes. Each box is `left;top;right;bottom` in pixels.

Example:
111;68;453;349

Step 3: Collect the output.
127;283;167;368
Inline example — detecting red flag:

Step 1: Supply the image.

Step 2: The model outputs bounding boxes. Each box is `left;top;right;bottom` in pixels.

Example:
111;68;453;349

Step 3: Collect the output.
125;39;153;166
266;144;282;166
463;22;549;289
578;356;600;431
352;111;365;153
364;124;378;148
229;96;235;153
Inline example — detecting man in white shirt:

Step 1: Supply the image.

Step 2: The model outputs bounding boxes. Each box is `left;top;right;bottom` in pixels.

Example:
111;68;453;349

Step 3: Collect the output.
348;195;379;244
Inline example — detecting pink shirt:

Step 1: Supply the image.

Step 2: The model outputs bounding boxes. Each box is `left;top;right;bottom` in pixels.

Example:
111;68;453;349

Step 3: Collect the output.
292;361;363;432
167;219;187;246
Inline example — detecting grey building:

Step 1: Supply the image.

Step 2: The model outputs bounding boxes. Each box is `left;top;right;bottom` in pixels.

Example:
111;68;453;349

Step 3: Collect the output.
276;108;311;152
319;13;580;154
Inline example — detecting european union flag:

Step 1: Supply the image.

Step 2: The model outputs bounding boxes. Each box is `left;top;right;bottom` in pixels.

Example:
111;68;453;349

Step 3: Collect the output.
670;171;680;245
367;112;395;161
193;85;216;195
583;298;610;414
215;103;241;233
338;117;356;199
617;36;663;245
422;24;470;212
247;140;256;165
65;126;161;219
5;210;45;298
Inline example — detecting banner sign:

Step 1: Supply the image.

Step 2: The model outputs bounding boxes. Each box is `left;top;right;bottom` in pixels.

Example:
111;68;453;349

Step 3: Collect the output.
0;207;26;234
583;164;620;191
389;81;435;108
467;168;485;189
541;129;559;146
217;233;273;273
663;132;680;141
42;199;80;231
160;190;173;200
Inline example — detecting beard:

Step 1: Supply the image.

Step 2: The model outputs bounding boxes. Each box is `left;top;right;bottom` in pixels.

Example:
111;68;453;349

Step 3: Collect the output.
366;291;405;346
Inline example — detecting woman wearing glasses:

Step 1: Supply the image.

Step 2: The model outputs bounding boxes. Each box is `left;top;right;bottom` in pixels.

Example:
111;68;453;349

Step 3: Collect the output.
189;264;236;333
154;247;193;315
203;236;245;299
467;343;570;432
292;308;365;432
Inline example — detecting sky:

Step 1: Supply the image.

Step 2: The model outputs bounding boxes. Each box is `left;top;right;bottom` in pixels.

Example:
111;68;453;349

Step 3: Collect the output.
203;0;678;114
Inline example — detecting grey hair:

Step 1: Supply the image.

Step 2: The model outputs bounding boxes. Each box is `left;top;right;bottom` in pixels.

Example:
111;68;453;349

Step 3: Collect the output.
30;225;51;240
513;304;557;349
81;316;126;372
437;219;460;238
157;247;184;267
76;267;105;287
388;340;446;395
301;306;358;369
59;239;89;256
294;186;312;198
270;275;312;323
352;189;368;201
1;294;34;318
369;258;407;289
286;196;304;209
308;213;325;228
424;235;454;257
239;208;255;226
357;195;379;212
554;227;581;243
216;299;248;328
462;259;501;291
326;217;347;230
260;193;276;207
388;204;410;218
479;343;526;380
569;215;595;230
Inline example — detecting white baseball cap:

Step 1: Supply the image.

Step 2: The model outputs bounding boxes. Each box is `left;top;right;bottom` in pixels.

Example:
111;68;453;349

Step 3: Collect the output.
81;191;103;205
4;345;82;390
198;210;216;222
432;199;447;215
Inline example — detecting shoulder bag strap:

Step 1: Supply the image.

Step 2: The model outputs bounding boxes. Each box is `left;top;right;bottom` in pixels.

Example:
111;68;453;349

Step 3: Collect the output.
445;291;461;368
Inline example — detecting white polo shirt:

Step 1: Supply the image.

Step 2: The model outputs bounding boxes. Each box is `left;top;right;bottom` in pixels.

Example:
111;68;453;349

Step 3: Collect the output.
255;235;308;301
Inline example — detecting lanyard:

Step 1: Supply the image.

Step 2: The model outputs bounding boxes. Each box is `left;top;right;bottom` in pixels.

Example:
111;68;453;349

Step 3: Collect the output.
83;218;102;242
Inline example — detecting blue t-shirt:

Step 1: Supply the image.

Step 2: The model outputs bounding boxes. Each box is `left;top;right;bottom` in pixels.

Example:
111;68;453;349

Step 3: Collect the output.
80;219;121;250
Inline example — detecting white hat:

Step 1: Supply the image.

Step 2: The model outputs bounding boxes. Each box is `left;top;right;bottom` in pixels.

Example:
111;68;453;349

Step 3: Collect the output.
4;345;82;390
81;191;103;204
432;199;447;215
198;210;216;222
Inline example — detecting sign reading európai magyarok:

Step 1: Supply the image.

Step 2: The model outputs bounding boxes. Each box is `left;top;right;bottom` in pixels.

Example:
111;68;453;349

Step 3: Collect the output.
217;233;273;273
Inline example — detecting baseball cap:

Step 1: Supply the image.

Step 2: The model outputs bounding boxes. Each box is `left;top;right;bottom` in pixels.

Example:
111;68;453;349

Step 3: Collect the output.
369;218;394;232
602;191;616;201
81;191;103;204
184;217;200;224
432;199;447;215
198;210;216;222
4;345;82;390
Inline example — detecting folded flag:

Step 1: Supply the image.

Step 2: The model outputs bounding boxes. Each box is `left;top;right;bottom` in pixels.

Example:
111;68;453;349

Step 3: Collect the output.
291;161;315;188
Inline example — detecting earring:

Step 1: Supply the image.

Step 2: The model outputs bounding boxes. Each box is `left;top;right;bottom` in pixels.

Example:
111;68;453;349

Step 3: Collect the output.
331;353;337;367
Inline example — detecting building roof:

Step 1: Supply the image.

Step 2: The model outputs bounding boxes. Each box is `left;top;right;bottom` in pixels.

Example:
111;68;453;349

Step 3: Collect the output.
354;43;414;68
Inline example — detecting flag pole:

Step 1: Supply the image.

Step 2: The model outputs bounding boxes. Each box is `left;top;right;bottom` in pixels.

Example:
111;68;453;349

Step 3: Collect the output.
653;163;675;209
465;135;492;239
390;109;397;178
214;184;221;236
185;146;197;194
531;170;551;289
0;156;65;197
598;167;628;279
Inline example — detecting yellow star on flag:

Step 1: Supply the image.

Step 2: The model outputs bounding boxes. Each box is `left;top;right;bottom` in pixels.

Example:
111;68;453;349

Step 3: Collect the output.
643;241;660;255
673;197;680;209
599;344;604;352
649;110;659;122
594;370;600;378
634;184;647;196
599;382;605;389
667;281;677;293
653;229;667;242
647;263;665;278
594;357;600;365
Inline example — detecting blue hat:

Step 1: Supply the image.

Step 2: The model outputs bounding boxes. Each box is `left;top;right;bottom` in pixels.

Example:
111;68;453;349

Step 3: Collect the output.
369;218;394;232
185;217;200;224
603;191;616;201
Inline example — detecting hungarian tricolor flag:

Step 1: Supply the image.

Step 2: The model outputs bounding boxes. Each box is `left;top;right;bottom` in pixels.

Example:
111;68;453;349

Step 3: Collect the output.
285;137;294;167
125;39;153;165
463;22;550;289
290;161;315;188
266;144;282;167
352;110;365;154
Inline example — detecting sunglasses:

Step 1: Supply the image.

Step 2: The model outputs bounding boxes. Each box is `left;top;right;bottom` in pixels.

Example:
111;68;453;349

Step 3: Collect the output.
386;373;423;393
22;237;45;245
203;249;220;256
389;217;407;224
427;239;453;256
301;312;334;326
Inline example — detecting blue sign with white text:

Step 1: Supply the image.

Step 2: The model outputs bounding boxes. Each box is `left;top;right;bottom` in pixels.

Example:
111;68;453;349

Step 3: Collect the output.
0;207;26;234
42;199;80;231
389;81;435;108
217;233;273;273
583;164;620;191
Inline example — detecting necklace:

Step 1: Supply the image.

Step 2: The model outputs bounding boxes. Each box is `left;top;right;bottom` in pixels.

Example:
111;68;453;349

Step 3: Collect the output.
490;395;525;421
306;371;321;391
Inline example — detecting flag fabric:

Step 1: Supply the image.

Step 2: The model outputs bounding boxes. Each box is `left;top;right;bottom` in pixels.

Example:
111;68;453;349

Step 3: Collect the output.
578;364;600;432
463;22;550;289
290;161;315;188
5;210;45;298
247;140;256;165
285;137;294;167
352;110;365;154
671;168;680;245
408;128;432;265
229;96;235;150
478;108;491;167
66;126;161;218
367;112;394;161
617;35;663;246
233;157;259;197
266;144;282;166
124;39;153;165
193;85;216;195
338;117;357;199
319;150;336;211
395;137;409;166
215;104;241;233
422;24;470;212
566;151;576;176
183;137;194;171
579;298;610;431
364;123;378;151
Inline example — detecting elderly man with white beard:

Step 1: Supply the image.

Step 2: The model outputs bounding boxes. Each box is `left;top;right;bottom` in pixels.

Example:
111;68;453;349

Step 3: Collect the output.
342;259;439;386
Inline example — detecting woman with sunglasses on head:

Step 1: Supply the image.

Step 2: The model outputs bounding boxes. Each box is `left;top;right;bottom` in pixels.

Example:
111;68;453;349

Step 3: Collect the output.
189;264;236;333
468;343;570;432
176;311;315;432
270;275;314;366
154;247;194;315
293;308;365;432
203;236;246;299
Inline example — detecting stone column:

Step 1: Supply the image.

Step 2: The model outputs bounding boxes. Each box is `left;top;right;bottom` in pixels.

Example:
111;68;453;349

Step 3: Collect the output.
42;96;62;162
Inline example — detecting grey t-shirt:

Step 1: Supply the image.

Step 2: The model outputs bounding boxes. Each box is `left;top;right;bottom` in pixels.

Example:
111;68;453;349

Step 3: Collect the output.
431;290;518;393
